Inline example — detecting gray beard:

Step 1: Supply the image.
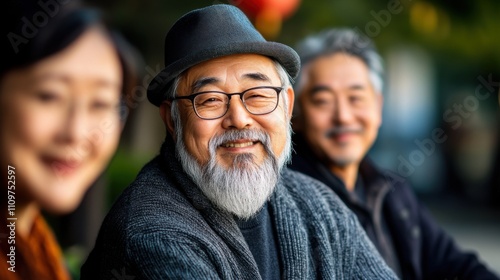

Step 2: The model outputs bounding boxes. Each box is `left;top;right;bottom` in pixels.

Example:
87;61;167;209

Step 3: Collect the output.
175;128;291;219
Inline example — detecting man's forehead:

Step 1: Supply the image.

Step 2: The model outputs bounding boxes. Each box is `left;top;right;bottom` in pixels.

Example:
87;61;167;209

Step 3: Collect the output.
187;54;275;74
180;54;279;91
305;55;370;86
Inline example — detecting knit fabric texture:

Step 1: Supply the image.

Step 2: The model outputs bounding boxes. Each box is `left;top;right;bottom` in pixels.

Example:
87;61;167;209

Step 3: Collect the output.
81;137;397;279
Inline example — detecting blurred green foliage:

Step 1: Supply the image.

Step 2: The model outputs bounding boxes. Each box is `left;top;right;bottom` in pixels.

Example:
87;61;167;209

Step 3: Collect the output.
105;149;152;208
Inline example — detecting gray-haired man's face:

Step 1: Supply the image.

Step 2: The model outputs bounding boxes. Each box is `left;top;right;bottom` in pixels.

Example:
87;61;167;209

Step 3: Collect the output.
296;52;383;169
161;54;294;218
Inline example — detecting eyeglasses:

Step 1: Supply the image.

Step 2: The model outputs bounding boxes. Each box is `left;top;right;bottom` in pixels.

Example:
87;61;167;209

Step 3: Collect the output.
171;86;283;120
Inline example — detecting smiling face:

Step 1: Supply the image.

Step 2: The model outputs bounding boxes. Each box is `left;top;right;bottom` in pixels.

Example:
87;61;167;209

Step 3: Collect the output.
164;53;294;169
0;27;123;214
296;52;382;169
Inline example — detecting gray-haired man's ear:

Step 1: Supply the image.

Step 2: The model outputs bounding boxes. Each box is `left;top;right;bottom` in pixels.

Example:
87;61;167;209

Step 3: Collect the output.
285;87;295;120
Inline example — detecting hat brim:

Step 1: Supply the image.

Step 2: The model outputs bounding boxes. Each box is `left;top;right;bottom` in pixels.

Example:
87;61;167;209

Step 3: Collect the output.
147;41;300;106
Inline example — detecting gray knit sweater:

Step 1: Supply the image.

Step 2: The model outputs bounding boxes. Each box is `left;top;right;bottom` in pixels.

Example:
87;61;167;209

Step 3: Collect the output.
81;139;397;279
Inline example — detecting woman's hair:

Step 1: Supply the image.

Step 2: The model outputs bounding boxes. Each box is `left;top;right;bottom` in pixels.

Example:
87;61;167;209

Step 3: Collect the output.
1;0;138;104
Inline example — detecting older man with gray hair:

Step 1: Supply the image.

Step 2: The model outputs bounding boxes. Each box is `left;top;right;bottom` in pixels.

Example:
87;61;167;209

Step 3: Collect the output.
81;6;397;279
290;28;499;279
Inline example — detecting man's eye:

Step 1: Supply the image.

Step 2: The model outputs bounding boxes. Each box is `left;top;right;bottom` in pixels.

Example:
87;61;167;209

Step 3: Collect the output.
246;93;266;99
205;97;221;103
311;99;331;107
350;95;364;103
196;94;225;106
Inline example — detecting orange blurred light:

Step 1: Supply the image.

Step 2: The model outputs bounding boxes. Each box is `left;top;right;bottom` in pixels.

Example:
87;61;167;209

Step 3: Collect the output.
410;2;438;34
232;0;301;19
255;8;282;39
231;0;301;38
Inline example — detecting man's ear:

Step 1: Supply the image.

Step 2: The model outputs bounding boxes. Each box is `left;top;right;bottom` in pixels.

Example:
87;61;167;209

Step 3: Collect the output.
285;86;295;121
160;101;176;139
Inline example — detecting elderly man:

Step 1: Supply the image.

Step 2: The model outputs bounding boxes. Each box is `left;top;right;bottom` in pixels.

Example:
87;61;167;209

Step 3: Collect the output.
290;28;500;279
81;5;396;279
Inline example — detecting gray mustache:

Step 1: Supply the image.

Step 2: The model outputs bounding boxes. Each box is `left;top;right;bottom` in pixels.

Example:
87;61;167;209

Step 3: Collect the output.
325;127;363;137
210;129;271;149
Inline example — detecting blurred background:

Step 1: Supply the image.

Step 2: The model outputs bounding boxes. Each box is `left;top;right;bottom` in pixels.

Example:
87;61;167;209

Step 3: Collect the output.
47;0;499;277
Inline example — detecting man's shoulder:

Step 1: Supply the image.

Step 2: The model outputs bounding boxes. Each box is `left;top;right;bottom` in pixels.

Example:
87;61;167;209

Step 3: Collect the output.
101;156;203;237
281;167;335;196
84;156;234;278
364;161;425;220
279;168;354;220
362;159;416;197
113;156;184;207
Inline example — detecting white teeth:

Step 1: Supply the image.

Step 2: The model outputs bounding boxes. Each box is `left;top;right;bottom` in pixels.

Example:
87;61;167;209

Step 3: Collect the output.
222;142;254;148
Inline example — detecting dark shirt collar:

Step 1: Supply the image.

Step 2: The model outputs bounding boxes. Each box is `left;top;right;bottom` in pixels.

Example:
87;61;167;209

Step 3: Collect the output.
291;133;391;208
234;203;268;230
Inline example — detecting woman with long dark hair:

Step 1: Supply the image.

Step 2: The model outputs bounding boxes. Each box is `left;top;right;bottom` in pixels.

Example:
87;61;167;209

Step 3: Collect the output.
0;1;136;279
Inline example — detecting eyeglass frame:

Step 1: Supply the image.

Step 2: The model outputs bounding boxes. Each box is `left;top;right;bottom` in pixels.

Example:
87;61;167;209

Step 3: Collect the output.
170;86;284;120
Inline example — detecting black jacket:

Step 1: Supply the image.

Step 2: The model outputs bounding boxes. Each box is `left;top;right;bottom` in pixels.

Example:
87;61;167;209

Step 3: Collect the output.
289;134;499;280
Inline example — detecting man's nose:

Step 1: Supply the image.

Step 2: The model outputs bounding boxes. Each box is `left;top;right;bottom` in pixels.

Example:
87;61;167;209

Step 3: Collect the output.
221;95;254;129
333;98;355;124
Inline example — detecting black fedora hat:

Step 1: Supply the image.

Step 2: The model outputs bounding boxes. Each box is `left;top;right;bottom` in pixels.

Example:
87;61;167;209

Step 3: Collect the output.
147;4;300;106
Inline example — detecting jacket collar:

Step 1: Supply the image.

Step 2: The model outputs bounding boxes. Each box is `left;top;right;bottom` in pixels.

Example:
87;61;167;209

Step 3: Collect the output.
291;133;391;208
